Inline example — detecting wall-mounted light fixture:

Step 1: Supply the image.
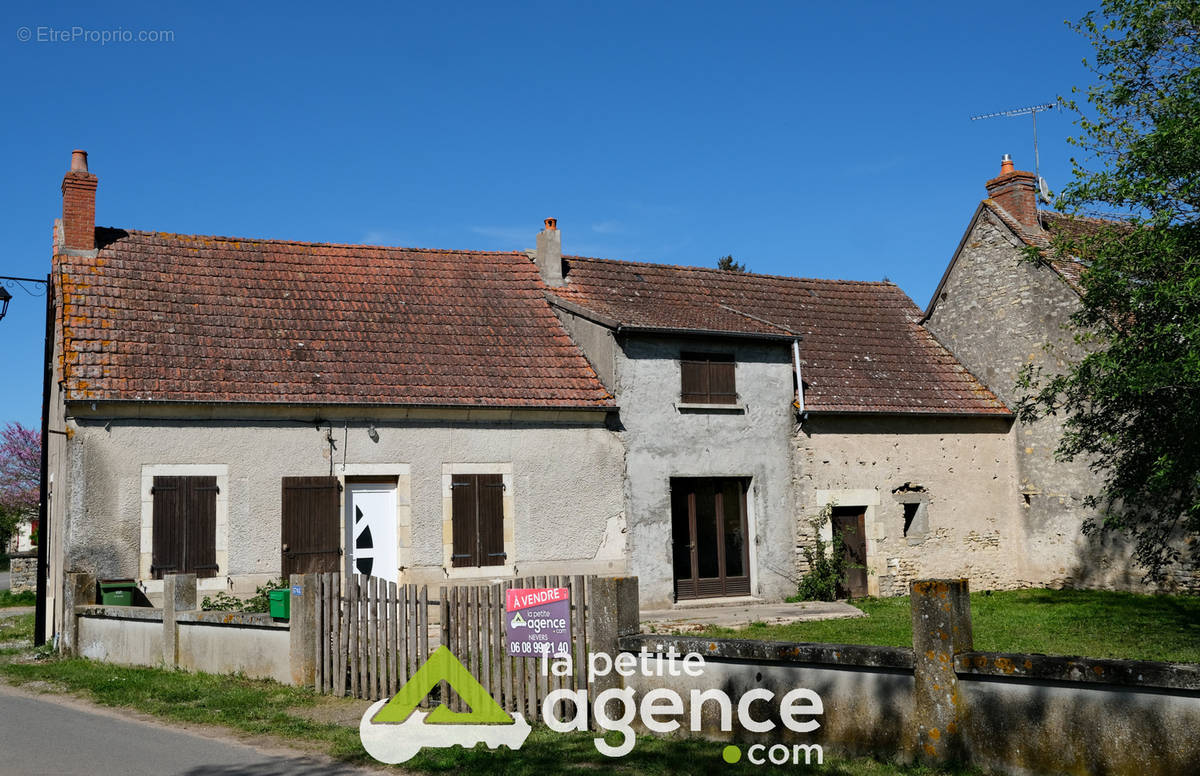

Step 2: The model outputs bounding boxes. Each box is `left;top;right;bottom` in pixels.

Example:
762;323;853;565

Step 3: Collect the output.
367;423;380;443
0;276;49;323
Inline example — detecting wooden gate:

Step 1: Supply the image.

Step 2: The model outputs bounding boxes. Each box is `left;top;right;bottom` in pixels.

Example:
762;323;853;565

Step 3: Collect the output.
314;573;597;724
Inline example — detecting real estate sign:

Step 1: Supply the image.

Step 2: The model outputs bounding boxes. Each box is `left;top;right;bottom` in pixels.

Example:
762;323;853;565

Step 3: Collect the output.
505;586;570;657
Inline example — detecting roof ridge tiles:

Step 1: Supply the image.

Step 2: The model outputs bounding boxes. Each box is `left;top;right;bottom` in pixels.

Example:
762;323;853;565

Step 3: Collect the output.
98;227;529;257
562;254;898;287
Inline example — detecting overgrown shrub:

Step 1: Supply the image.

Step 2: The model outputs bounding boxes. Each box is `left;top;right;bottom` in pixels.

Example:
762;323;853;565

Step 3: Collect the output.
201;578;287;613
794;504;849;602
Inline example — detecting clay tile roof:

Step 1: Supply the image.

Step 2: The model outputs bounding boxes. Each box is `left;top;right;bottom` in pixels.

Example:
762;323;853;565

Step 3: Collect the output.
56;228;613;409
551;257;1009;416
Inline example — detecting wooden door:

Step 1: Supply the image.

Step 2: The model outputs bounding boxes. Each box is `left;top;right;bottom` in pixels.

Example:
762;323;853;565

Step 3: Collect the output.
281;476;342;576
831;506;868;598
671;478;751;600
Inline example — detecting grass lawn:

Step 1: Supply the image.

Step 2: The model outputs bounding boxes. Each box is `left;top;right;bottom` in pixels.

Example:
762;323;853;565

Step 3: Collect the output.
0;590;36;608
0;652;990;775
0;613;33;644
698;589;1200;663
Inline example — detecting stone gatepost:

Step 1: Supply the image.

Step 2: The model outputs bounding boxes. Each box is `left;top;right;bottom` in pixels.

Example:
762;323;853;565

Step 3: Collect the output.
60;571;96;655
289;574;319;687
910;578;973;763
586;576;640;710
162;574;196;667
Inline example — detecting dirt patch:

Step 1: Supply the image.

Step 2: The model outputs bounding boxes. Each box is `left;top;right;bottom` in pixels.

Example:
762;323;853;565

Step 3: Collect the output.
289;694;373;728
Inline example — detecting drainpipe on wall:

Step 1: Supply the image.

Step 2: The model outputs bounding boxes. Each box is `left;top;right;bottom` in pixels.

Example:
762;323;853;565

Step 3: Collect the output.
792;339;805;414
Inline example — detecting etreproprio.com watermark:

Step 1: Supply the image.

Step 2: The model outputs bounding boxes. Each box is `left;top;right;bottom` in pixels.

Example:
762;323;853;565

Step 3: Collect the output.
16;25;174;45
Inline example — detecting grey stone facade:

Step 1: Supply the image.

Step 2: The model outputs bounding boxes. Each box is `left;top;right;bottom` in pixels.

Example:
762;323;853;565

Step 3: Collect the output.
924;208;1156;590
793;414;1027;596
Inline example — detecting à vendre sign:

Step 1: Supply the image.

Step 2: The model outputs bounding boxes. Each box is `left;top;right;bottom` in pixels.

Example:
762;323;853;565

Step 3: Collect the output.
506;587;570;658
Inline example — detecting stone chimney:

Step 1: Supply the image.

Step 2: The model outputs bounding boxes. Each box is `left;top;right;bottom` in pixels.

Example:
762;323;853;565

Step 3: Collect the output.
535;218;564;287
61;149;98;251
985;153;1038;231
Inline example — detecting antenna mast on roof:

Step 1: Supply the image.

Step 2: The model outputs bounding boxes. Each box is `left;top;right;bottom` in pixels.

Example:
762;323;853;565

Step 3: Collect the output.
970;102;1058;200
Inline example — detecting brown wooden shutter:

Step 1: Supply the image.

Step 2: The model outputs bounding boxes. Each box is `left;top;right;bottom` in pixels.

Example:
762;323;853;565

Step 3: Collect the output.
680;357;708;403
478;474;506;567
281;476;342;575
450;474;506;568
152;475;218;579
708;356;737;404
151;476;182;579
185;476;219;578
681;353;736;404
451;474;477;568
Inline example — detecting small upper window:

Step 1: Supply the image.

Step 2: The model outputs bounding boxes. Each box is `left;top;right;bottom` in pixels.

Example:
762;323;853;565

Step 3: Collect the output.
680;352;737;404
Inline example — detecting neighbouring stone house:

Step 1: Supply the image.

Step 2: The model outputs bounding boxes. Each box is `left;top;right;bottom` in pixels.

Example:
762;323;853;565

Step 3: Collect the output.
922;155;1194;591
39;149;1168;643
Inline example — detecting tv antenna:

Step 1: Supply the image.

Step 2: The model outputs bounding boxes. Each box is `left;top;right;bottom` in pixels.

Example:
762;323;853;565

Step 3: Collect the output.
971;102;1059;203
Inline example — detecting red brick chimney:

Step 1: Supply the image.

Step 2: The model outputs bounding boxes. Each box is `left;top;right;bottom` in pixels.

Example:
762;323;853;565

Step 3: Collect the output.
61;149;97;251
985;153;1038;231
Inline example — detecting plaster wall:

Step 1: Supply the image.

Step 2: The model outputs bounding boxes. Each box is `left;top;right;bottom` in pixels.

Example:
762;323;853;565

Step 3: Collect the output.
77;616;162;666
794;415;1027;595
615;336;796;607
626;658;913;757
924;211;1148;589
58;416;627;596
177;622;291;684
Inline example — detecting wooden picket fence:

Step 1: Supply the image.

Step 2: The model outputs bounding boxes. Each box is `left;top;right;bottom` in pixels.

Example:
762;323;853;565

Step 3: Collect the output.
314;572;597;723
313;573;433;701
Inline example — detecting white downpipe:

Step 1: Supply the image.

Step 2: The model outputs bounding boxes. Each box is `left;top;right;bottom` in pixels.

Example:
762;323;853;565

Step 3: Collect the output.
792;339;805;414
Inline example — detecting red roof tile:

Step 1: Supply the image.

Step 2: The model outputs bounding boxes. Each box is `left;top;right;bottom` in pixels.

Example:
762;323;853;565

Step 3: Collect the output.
56;229;613;409
550;257;1009;416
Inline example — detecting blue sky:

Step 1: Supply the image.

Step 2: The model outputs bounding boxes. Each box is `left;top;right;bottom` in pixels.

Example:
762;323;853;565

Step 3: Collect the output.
0;1;1096;428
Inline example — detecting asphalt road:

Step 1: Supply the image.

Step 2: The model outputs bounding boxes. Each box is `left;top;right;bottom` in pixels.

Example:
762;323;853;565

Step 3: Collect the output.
0;684;384;776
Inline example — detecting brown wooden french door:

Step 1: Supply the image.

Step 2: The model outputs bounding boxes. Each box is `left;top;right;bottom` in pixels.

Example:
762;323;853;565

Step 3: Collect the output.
671;477;751;599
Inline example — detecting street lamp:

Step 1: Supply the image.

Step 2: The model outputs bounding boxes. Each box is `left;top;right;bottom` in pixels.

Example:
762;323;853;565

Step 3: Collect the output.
0;285;10;321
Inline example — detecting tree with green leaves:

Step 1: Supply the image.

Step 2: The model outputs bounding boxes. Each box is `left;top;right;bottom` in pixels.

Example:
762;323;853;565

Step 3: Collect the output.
716;254;747;272
1017;0;1200;582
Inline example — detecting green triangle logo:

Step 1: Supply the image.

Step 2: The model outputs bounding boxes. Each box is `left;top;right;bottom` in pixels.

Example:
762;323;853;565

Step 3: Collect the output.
509;611;526;628
370;646;513;725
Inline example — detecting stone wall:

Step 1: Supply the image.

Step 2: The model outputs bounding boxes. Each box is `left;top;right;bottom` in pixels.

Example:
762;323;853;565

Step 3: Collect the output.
621;581;1200;775
924;209;1158;590
793;414;1027;595
9;553;38;593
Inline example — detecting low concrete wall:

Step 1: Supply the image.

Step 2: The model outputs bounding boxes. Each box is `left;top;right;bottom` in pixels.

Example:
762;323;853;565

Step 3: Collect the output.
67;572;314;689
619;587;1200;776
622;636;914;756
74;605;290;682
78;612;163;666
177;619;290;684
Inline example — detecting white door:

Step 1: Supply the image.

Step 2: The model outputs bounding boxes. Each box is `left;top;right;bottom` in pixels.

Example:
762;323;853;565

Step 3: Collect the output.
346;482;398;584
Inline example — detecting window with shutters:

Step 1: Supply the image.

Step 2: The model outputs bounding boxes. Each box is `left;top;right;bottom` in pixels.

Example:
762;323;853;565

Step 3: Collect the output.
450;473;506;568
151;475;219;579
680;352;737;404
